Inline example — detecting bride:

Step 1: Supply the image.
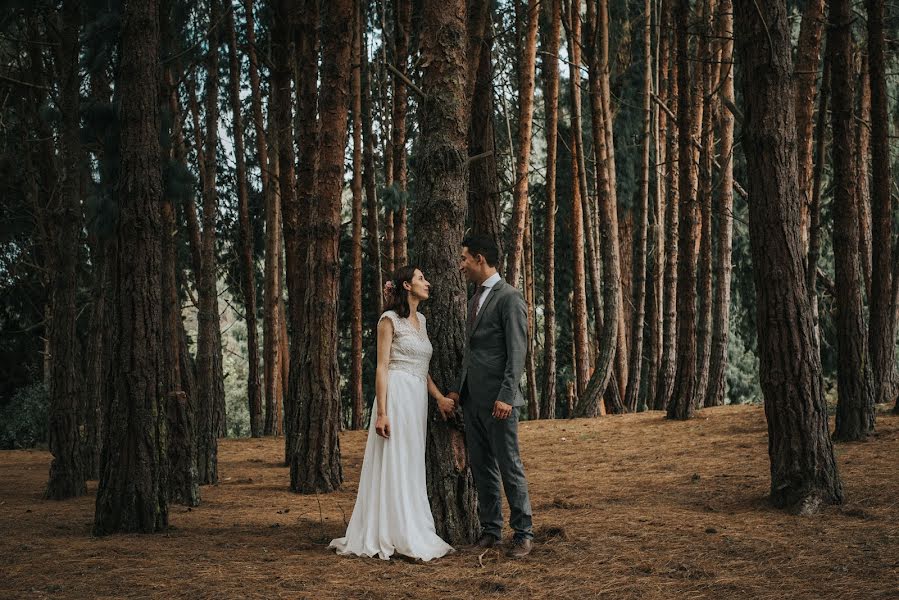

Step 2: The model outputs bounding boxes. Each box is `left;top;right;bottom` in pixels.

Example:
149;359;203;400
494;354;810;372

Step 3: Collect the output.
329;265;456;561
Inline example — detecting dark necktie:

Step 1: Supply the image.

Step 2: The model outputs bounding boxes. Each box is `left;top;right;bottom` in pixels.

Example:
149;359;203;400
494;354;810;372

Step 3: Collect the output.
466;285;487;336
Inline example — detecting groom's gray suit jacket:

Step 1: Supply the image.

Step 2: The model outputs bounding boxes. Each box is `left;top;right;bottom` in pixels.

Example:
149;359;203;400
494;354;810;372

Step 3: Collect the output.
451;278;528;407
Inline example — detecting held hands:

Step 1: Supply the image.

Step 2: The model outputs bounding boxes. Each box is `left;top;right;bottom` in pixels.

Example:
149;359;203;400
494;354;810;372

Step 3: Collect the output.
445;392;460;408
375;414;390;439
492;400;513;420
436;395;455;420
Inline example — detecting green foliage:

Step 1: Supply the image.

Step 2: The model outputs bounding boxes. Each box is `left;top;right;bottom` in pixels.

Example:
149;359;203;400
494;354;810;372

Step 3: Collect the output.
0;382;49;449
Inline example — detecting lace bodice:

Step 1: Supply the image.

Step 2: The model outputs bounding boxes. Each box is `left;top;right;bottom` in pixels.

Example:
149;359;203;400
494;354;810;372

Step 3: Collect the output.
379;310;432;381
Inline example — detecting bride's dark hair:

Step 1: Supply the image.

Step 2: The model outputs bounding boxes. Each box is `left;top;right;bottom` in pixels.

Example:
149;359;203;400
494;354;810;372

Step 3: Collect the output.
384;265;419;318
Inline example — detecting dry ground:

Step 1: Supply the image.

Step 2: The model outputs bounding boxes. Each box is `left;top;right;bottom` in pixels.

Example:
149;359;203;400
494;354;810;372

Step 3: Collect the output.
2;405;898;599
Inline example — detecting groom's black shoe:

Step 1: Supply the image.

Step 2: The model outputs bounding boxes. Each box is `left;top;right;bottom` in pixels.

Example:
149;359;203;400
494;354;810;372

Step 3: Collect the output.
474;533;501;549
506;536;533;558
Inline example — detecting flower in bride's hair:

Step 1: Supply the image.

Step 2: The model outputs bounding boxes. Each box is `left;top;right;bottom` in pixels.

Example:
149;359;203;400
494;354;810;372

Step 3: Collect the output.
383;281;395;297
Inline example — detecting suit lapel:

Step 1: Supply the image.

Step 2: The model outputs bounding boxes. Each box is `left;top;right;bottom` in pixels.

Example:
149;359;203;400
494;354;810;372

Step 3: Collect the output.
468;279;504;341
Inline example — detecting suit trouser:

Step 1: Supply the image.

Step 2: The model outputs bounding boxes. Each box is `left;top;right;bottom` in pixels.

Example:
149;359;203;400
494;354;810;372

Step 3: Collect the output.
462;385;533;540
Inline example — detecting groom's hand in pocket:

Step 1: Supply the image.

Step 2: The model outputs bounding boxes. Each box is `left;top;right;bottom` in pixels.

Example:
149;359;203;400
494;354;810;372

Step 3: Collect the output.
492;400;512;420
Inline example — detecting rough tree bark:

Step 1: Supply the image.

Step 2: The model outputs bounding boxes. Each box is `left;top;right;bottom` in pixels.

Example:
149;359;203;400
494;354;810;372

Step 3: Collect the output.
667;0;699;420
795;0;826;252
289;0;352;493
45;0;86;500
623;0;653;413
195;0;226;483
226;6;263;438
505;0;539;287
855;54;872;300
412;0;480;544
655;0;678;411
362;6;383;314
391;0;411;267
539;0;562;419
351;1;365;430
704;0;734;408
564;0;592;403
866;0;897;407
734;0;843;513
93;0;169;534
829;0;875;441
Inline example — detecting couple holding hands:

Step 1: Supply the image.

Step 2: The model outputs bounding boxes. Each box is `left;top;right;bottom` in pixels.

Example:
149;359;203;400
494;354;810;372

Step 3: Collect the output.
329;235;534;561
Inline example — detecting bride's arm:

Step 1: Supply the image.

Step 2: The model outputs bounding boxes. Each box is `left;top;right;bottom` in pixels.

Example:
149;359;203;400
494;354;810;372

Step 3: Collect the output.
374;318;393;437
427;375;455;419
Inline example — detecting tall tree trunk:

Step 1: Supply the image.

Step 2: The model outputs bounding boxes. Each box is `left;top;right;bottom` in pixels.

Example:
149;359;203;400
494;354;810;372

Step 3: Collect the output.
362;7;384;314
806;50;830;351
93;0;169;534
195;0;226;483
795;0;826;253
646;0;671;410
505;0;539;287
413;0;480;544
574;0;623;417
275;0;299;459
667;0;699;420
350;0;365;430
694;0;716;407
289;0;351;493
623;0;653;413
247;0;285;438
540;0;562;420
467;9;504;259
391;0;411;267
564;0;592;403
524;212;539;419
855;54;872;301
654;11;679;411
45;0;86;500
734;0;843;514
161;33;199;506
829;0;876;441
264;102;284;436
226;6;263;438
866;0;897;407
704;0;734;408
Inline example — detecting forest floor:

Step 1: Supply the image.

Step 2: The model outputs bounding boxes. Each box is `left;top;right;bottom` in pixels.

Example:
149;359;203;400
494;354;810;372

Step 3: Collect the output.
2;404;898;599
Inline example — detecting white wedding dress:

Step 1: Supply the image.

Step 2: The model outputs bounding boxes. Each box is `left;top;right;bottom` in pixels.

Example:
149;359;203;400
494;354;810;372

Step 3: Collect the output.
329;310;454;561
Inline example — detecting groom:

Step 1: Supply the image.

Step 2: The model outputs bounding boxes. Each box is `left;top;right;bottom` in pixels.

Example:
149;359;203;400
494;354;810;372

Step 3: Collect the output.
446;234;534;558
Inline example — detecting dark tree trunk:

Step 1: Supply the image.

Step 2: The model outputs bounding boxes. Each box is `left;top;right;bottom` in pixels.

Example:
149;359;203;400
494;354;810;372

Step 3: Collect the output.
564;0;592;405
694;0;715;409
623;0;653;413
828;0;876;441
806;51;830;351
391;0;412;267
195;0;226;484
855;54;872;301
795;0;826;252
467;11;504;259
45;0;87;500
289;0;351;493
351;1;364;430
667;0;699;420
412;0;480;544
93;0;169;534
161;30;199;506
540;0;561;420
226;6;263;438
362;7;384;314
654;1;678;411
275;0;300;455
704;0;734;408
866;0;897;407
734;0;843;513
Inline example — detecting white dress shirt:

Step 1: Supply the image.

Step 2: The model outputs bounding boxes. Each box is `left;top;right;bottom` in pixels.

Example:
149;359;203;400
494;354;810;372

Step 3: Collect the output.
476;272;502;314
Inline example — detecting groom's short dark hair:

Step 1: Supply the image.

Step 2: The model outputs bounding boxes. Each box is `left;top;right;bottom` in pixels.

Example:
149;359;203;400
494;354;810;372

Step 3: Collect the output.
461;234;499;267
